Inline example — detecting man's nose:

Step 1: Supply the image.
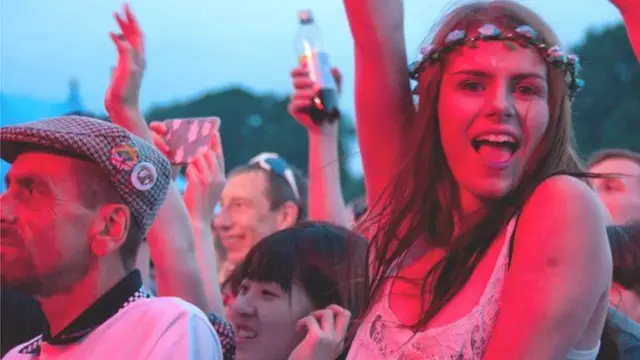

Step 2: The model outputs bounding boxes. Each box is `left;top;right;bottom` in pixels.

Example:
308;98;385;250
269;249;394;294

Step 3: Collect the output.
0;193;17;226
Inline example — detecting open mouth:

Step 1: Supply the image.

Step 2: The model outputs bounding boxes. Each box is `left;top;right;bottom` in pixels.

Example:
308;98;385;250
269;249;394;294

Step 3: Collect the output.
235;325;258;340
220;235;247;249
471;133;520;166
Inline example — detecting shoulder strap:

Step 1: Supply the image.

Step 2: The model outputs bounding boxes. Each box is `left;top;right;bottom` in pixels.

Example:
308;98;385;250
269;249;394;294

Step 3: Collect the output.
507;214;522;268
507;171;581;268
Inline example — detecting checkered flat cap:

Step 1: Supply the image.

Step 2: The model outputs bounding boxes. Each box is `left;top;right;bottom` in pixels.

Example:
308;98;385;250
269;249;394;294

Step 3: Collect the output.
0;115;171;235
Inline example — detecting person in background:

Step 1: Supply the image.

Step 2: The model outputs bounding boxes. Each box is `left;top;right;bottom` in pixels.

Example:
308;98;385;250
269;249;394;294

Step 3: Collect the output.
0;116;222;359
105;6;235;359
149;119;306;290
215;62;353;287
343;0;612;358
214;152;309;283
607;223;640;322
148;118;227;303
598;223;640;360
105;4;212;315
288;66;352;229
213;226;228;274
589;149;640;225
227;221;368;360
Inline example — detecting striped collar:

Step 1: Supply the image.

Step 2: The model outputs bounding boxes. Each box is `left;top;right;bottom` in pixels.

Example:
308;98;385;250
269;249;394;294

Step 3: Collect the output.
19;270;151;355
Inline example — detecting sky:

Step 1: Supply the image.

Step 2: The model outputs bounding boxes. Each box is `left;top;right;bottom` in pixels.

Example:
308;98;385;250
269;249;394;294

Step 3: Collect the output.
1;0;624;121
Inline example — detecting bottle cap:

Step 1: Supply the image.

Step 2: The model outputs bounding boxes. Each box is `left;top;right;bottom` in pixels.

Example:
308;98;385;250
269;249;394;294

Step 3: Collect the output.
298;9;314;24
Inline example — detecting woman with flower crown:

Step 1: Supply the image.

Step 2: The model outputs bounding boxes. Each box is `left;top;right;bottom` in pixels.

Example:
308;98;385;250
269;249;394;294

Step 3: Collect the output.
342;1;614;359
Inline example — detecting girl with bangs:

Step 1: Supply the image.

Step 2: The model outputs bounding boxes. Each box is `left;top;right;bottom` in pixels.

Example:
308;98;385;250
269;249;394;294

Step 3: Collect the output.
340;1;618;359
226;221;368;360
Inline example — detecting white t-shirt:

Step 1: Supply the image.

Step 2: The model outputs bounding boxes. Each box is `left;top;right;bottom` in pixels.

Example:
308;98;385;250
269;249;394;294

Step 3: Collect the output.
3;297;223;360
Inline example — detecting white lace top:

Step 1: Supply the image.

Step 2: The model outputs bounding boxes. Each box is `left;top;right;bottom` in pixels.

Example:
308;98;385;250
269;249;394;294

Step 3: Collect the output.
347;218;599;360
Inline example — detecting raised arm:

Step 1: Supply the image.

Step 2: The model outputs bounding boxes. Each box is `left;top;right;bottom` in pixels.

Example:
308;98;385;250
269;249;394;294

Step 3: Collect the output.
342;0;415;206
288;66;350;228
180;120;226;317
611;0;640;62
105;4;208;311
483;176;612;359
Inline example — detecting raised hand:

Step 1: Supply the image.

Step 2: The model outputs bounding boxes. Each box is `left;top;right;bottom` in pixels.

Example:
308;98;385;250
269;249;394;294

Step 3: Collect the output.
609;0;635;13
609;0;640;62
182;119;226;227
148;121;181;178
342;0;405;50
288;66;342;134
105;3;145;113
148;121;170;157
288;304;351;360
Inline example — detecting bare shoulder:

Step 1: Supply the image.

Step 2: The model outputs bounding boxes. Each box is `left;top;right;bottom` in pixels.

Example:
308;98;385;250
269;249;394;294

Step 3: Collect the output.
516;174;611;277
521;175;608;236
529;174;599;206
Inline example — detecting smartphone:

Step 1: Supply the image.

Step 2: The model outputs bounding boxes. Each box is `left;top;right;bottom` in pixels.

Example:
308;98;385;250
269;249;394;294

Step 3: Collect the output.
163;117;219;165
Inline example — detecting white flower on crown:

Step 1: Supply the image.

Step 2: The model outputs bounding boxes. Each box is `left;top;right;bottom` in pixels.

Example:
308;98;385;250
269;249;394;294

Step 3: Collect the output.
417;44;436;61
444;30;466;45
547;45;566;62
515;25;537;39
567;54;579;65
478;24;500;38
567;54;582;73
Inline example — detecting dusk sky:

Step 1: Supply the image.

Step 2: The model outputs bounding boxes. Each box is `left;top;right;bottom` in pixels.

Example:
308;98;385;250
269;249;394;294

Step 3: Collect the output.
1;0;624;121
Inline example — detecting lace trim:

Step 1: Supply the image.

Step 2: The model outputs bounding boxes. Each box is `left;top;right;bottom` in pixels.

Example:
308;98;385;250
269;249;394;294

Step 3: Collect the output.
348;218;516;359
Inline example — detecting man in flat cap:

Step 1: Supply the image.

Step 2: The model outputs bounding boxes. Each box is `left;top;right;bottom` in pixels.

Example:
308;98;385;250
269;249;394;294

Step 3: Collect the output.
0;116;223;359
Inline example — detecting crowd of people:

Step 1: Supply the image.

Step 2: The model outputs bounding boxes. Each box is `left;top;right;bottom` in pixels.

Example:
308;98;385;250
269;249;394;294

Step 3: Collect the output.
1;0;639;359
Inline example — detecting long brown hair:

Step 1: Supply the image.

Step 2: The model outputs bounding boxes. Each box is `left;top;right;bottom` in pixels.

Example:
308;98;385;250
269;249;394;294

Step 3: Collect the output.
360;1;585;332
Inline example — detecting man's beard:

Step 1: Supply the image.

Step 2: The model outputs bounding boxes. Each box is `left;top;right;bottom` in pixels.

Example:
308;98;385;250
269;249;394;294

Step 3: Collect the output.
1;222;96;298
0;266;44;296
1;253;94;298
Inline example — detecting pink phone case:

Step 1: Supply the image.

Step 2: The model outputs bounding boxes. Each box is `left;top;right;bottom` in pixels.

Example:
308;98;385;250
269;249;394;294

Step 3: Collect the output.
163;117;219;165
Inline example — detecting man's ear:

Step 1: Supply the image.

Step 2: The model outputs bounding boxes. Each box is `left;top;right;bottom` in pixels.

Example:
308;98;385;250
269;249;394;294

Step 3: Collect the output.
88;204;131;257
275;201;299;230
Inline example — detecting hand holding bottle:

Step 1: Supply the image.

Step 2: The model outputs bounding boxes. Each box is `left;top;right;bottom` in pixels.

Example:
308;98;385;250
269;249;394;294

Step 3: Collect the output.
288;65;342;134
294;9;340;124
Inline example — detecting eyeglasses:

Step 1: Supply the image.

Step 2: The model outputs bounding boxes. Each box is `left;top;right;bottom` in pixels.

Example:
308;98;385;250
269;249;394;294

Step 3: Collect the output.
248;152;300;200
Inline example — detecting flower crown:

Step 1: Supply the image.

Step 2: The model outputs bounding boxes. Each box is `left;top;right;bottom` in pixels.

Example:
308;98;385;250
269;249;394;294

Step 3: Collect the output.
409;24;584;100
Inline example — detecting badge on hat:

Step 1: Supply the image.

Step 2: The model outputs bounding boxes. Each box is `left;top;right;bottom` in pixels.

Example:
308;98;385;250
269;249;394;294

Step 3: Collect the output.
110;143;140;171
131;162;157;191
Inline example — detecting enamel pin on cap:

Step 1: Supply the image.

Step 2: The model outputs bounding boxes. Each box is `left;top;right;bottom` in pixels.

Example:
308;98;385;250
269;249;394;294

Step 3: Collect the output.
131;162;157;191
110;143;139;171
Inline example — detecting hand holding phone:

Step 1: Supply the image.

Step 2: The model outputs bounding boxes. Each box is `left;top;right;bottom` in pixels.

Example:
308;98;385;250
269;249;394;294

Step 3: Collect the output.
160;117;220;165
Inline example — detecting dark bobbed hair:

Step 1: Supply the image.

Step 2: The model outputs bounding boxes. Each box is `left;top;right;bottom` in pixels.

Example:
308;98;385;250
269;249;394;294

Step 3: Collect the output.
597;222;640;360
231;221;369;358
238;221;367;313
607;222;640;296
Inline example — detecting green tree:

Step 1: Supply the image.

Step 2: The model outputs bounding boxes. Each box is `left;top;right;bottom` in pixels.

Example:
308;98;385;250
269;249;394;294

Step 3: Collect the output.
572;22;640;158
146;87;364;201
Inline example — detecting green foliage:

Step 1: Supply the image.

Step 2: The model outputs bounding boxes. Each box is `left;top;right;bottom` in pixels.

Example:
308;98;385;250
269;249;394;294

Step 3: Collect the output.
571;23;640;159
146;87;364;201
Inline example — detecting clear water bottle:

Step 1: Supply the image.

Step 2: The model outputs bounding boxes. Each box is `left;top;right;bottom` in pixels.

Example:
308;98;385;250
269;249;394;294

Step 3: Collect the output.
295;9;340;124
